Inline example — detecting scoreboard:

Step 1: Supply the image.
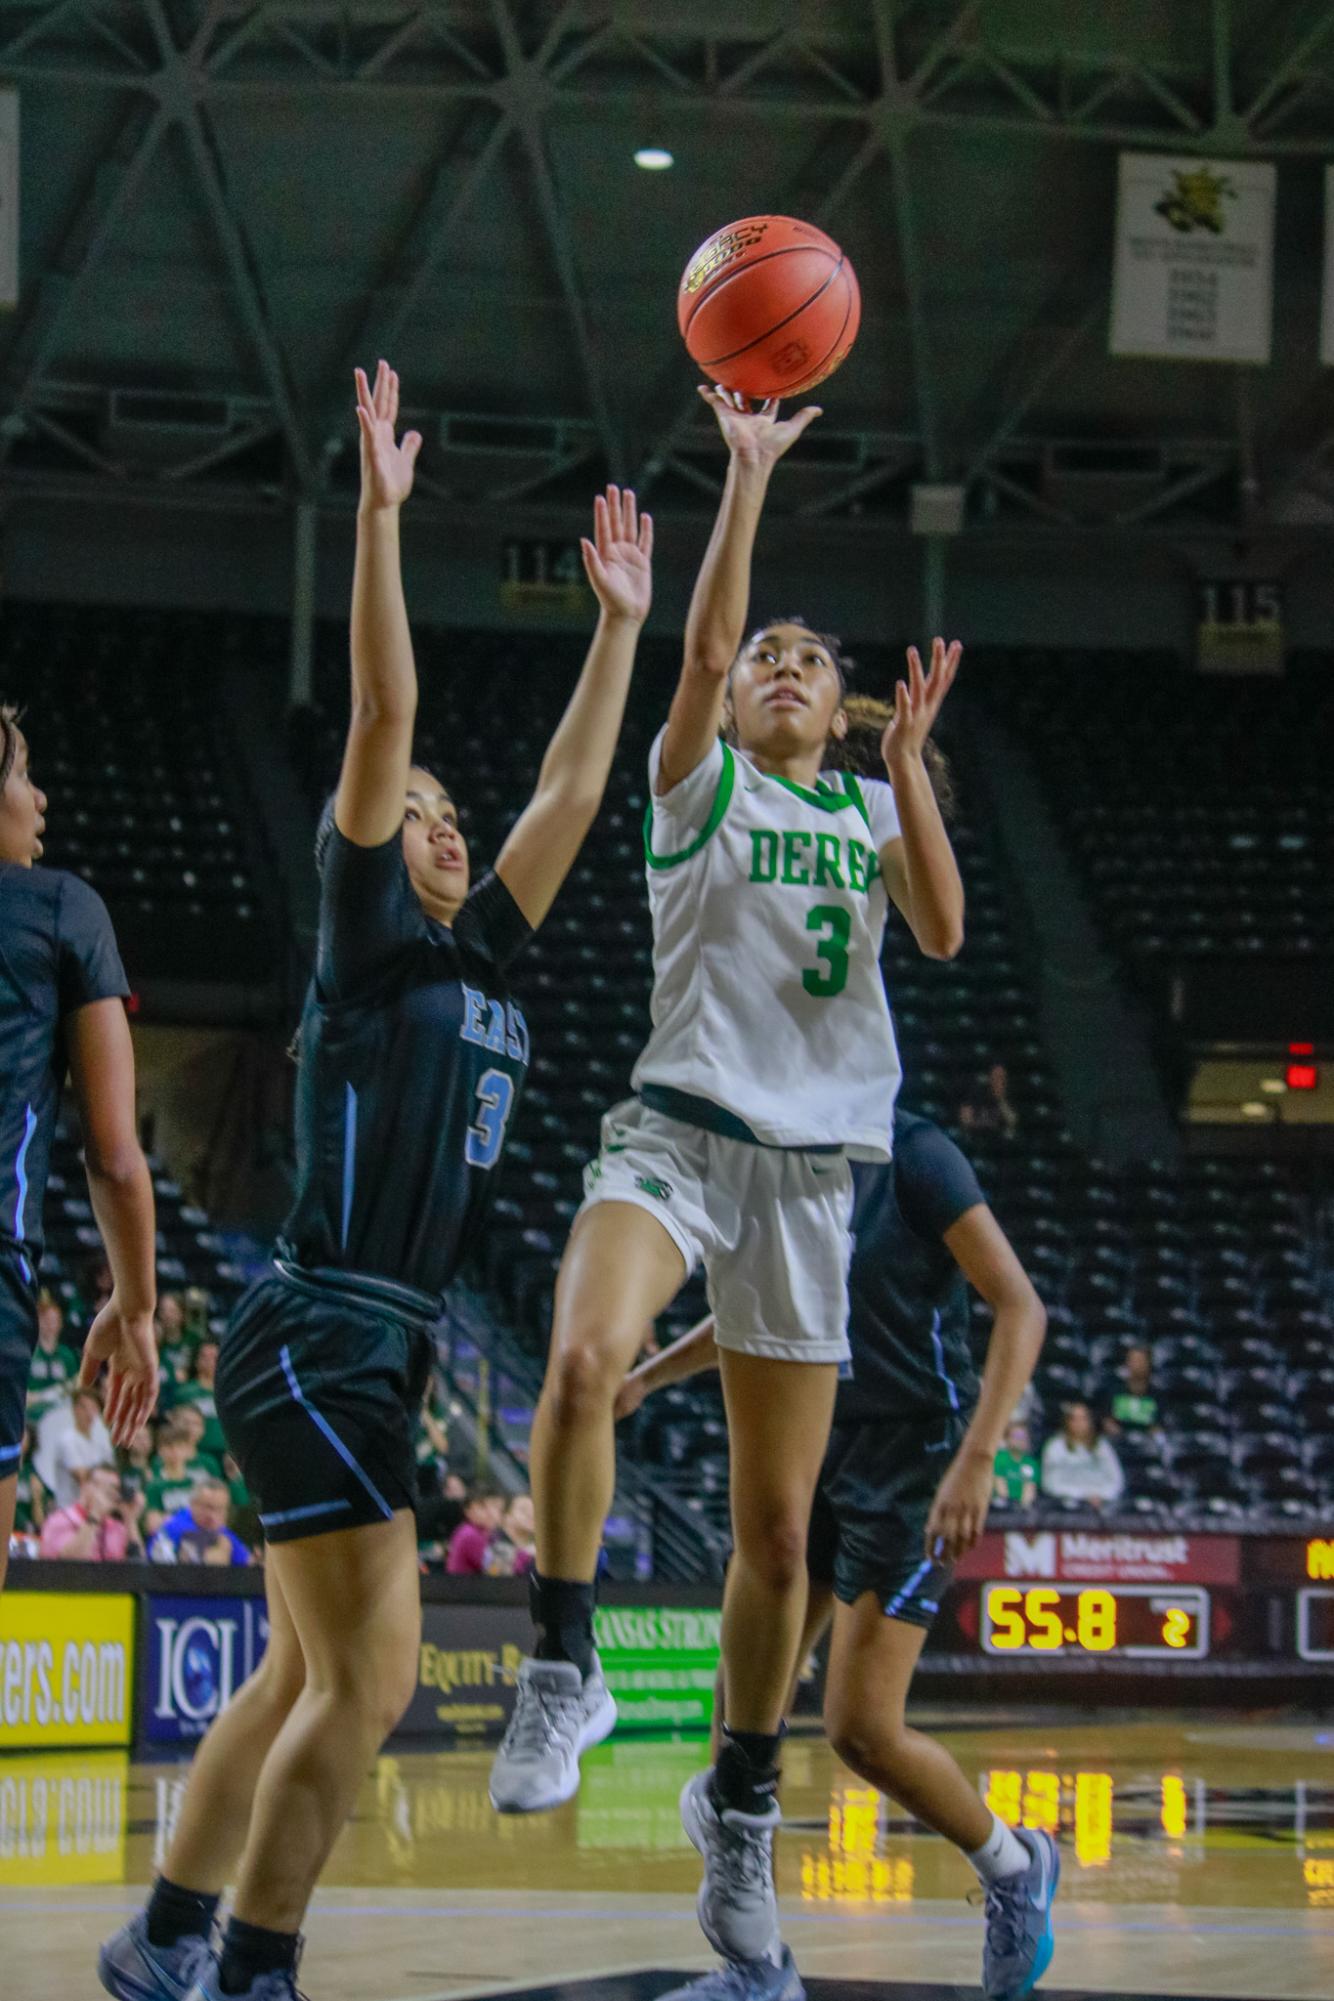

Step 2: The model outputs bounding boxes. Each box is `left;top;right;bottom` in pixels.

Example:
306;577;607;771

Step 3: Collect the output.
916;1527;1334;1683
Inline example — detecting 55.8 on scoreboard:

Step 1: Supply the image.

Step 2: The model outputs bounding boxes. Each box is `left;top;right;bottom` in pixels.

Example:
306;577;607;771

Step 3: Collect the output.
981;1584;1210;1659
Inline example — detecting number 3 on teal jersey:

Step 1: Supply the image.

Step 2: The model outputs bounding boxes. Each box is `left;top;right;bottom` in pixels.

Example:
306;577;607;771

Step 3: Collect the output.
804;904;852;997
466;1069;515;1169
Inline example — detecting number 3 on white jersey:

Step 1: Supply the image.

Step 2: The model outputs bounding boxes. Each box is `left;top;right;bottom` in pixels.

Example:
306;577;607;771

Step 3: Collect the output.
466;1069;515;1169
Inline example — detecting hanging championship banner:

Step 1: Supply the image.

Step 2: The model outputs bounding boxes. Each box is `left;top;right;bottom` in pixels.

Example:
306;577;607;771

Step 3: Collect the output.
1110;153;1275;364
1322;165;1334;366
0;90;16;309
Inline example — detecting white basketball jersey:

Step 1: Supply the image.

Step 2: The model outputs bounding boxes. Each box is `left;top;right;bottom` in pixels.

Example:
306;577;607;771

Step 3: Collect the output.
632;729;903;1160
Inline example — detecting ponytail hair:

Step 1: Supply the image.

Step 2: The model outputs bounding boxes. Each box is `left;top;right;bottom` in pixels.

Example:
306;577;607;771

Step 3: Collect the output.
839;693;957;823
0;702;20;797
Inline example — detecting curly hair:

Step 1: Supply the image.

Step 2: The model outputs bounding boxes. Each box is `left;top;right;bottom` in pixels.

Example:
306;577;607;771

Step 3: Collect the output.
0;701;20;798
838;693;958;823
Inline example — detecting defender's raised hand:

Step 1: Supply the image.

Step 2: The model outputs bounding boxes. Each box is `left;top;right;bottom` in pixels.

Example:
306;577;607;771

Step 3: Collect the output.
582;484;654;626
882;638;962;776
355;360;422;512
698;383;822;469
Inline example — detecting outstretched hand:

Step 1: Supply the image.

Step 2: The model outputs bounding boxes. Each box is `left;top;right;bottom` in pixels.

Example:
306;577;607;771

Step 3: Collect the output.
78;1296;158;1447
355;360;422;512
882;638;962;775
698;384;822;468
582;484;653;625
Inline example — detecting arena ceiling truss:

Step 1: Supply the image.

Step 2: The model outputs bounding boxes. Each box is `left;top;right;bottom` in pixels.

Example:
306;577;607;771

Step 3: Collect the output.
2;0;1334;544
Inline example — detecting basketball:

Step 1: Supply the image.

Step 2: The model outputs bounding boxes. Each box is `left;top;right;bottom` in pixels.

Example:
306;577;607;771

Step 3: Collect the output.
677;214;861;401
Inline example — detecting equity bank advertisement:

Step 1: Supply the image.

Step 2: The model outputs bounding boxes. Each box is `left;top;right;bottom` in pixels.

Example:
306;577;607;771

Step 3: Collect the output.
0;1593;135;1750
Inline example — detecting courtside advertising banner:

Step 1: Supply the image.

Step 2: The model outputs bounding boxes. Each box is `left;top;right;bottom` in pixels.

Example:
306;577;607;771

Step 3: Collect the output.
144;1595;271;1746
1322;165;1334;366
0;90;15;309
0;1593;135;1749
593;1604;721;1731
1110;152;1275;363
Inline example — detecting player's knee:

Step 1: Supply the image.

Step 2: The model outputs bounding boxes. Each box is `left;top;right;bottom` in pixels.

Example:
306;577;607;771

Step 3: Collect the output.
253;1644;305;1716
544;1336;618;1425
736;1510;808;1592
826;1704;906;1778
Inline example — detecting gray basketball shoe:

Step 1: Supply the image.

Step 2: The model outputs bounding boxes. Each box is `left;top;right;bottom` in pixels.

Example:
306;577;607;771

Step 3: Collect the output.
488;1654;617;1812
680;1768;782;1963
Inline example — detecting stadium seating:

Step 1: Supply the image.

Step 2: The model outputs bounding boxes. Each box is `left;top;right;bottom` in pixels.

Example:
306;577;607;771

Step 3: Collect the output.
1;602;279;982
973;647;1334;967
40;1117;250;1334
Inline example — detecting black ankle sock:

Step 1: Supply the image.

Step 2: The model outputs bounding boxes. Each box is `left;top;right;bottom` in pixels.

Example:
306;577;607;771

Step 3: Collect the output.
530;1569;596;1678
145;1876;221;1950
711;1724;784;1817
217;1917;300;1996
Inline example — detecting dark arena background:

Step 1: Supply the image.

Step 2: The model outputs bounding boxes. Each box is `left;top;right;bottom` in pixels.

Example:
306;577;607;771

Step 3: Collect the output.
1;6;1333;2001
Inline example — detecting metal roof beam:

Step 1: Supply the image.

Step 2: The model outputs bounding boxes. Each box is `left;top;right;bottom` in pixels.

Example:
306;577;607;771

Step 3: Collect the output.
490;0;622;478
0;100;168;459
142;0;317;492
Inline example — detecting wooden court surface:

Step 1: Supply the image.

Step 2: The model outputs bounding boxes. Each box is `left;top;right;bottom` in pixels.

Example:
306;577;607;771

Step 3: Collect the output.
2;1713;1332;2000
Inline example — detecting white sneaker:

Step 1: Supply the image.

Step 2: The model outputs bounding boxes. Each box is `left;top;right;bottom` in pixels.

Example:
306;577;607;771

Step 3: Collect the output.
488;1654;617;1813
681;1768;781;1962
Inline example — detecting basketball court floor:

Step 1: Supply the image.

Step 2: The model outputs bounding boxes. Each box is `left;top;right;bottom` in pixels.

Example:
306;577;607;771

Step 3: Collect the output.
4;1713;1332;2000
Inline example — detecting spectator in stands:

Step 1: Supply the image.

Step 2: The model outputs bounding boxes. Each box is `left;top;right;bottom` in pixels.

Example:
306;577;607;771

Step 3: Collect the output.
26;1291;81;1420
39;1463;144;1561
224;1451;262;1552
413;1381;450;1499
117;1421;155;1509
155;1291;194;1386
1040;1402;1124;1512
79;1254;115;1327
171;1337;227;1463
1098;1343;1162;1438
445;1489;506;1574
958;1063;1019;1140
488;1493;537;1576
144;1417;213;1533
993;1421;1039;1510
414;1465;468;1566
48;1387;115;1507
11;1427;49;1551
169;1400;222;1476
149;1476;251;1565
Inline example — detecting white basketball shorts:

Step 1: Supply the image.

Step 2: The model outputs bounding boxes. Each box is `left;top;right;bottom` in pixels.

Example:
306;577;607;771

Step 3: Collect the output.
578;1097;852;1364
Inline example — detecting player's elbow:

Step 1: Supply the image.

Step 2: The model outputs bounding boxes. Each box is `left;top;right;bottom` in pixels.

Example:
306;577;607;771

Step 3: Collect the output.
918;918;964;961
84;1136;147;1186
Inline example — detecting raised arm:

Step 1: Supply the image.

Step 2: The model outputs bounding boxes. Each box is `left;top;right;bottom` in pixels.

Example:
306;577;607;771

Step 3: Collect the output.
613;1314;720;1420
67;998;159;1446
493;485;652;930
335;361;424;850
657;388;822;794
923;1202;1047;1561
879;640;966;960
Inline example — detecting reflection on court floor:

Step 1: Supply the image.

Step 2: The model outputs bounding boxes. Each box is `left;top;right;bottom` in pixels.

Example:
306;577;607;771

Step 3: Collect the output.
3;1719;1334;1998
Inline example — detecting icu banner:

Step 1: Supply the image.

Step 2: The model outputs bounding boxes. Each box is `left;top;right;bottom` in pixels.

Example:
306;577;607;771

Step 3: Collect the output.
0;90;15;309
1110;152;1275;364
0;1593;135;1749
1322;165;1334;366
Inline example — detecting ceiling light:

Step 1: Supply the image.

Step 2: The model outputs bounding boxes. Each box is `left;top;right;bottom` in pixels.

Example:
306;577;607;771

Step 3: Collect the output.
634;147;674;171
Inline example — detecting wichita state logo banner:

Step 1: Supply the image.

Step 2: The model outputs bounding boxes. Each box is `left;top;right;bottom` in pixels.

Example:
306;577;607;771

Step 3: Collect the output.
1110;152;1275;364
